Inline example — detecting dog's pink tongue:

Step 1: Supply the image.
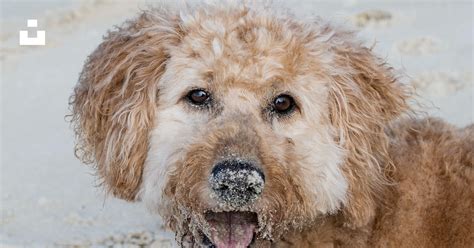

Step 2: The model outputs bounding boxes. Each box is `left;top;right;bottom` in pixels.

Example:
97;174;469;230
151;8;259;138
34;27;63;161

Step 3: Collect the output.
207;212;256;248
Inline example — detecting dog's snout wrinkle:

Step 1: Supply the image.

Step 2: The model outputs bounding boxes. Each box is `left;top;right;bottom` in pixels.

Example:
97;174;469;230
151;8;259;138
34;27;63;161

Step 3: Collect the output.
209;160;265;207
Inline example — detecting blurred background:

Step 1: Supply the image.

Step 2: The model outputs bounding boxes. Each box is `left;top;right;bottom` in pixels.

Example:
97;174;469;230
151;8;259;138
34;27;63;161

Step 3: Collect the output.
0;0;472;247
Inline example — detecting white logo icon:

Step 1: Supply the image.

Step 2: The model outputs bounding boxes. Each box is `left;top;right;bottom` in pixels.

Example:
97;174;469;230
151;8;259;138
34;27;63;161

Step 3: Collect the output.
19;19;46;46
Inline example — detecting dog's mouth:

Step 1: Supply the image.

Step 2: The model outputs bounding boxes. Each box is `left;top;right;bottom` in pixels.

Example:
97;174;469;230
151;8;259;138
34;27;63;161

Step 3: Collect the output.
203;211;258;248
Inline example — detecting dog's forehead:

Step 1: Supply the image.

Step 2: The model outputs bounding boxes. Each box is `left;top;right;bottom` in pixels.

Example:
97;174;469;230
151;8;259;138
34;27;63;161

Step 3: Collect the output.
171;12;317;92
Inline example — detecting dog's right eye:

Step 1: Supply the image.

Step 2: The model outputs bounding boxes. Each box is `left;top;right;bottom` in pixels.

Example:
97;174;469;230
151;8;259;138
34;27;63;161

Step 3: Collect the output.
186;89;210;106
272;94;296;115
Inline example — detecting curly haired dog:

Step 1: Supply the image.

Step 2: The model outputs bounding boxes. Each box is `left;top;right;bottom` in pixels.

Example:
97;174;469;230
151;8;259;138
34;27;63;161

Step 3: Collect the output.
70;3;473;247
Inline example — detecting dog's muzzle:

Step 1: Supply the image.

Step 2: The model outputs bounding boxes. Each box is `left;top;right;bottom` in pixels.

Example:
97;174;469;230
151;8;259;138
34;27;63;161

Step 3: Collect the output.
209;159;265;207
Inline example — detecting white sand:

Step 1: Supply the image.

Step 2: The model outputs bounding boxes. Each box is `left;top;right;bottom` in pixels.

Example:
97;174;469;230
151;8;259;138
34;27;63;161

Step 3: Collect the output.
1;0;472;247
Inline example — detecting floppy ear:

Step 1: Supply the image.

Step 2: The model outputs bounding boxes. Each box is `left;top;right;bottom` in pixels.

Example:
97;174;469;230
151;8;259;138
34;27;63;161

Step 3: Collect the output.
327;41;410;227
70;10;181;200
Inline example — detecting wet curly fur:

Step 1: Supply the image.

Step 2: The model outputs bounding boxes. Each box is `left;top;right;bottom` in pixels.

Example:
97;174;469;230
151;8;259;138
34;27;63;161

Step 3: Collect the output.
70;2;473;247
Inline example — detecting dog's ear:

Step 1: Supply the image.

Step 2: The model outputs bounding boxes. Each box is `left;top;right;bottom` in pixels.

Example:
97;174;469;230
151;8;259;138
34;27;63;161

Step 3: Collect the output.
327;40;410;227
70;10;181;200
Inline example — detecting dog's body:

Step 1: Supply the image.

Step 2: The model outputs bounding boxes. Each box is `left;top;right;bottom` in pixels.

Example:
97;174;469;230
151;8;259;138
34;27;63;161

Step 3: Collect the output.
70;3;473;247
278;118;474;247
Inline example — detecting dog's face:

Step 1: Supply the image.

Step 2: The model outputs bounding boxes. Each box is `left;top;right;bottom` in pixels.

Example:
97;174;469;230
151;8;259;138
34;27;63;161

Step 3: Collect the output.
71;4;408;247
142;10;348;245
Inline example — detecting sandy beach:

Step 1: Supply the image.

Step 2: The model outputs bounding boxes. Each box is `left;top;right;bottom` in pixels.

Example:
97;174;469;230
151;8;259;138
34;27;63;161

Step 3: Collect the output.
1;0;472;247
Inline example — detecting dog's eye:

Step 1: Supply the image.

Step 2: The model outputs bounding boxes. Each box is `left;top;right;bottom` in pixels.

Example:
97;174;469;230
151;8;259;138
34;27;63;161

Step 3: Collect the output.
187;89;210;105
272;94;295;115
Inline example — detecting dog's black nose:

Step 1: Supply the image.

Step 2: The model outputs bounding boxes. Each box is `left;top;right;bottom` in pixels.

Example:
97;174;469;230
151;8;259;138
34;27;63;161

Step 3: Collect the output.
209;160;265;207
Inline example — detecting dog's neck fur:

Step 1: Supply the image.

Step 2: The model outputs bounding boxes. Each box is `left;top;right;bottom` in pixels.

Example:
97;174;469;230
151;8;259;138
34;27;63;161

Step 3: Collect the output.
273;209;376;247
270;168;391;247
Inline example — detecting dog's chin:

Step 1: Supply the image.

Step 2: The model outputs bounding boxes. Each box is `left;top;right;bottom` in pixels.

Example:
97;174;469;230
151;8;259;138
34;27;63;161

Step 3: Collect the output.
203;211;258;248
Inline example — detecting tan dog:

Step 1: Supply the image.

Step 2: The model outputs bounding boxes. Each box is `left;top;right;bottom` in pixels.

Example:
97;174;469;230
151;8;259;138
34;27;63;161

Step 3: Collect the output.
70;3;473;247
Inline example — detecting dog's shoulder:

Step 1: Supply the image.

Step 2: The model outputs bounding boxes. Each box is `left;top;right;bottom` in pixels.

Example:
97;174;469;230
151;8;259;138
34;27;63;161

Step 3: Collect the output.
374;117;473;247
387;117;473;172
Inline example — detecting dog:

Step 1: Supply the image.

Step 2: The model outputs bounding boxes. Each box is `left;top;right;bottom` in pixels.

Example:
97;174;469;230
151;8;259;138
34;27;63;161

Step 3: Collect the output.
70;3;473;247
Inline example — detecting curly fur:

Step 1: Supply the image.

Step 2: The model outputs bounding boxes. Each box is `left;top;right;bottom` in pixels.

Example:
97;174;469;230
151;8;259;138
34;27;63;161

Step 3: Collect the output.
70;9;181;199
70;2;473;247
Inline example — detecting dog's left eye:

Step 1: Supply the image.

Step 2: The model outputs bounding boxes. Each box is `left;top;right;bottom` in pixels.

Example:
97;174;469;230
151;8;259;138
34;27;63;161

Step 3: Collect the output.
187;89;210;106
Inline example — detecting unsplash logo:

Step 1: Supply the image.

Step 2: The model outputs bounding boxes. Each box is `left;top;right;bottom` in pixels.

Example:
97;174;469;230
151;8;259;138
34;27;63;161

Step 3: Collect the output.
19;19;46;46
